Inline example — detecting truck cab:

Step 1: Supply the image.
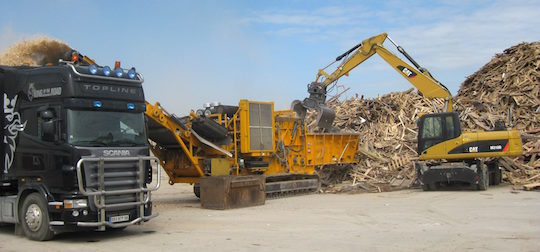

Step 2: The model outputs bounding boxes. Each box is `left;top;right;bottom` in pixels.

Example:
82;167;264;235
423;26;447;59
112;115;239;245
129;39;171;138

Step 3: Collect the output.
0;61;160;240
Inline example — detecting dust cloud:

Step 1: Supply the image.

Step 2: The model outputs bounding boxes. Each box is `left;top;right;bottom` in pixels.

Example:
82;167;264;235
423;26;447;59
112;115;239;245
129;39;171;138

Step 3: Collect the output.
0;37;72;66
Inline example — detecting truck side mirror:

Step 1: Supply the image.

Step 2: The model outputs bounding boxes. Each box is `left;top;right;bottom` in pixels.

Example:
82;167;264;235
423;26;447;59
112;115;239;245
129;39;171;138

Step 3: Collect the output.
40;109;56;141
42;120;55;137
40;110;54;120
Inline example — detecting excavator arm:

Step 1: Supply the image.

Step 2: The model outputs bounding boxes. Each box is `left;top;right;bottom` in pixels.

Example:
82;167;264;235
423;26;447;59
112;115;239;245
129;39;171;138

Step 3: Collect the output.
295;32;453;129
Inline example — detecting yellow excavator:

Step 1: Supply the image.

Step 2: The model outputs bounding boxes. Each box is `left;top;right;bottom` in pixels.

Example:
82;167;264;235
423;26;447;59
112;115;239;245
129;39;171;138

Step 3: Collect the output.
294;32;523;190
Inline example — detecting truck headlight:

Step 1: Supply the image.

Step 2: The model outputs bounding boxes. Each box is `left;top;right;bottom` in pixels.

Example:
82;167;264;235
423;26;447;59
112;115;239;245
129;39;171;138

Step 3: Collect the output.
89;64;98;75
127;67;137;79
64;199;88;209
103;66;112;76
115;67;124;78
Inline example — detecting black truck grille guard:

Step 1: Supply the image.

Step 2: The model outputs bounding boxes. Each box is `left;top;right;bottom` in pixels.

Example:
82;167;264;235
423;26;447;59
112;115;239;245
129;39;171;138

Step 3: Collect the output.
75;156;161;228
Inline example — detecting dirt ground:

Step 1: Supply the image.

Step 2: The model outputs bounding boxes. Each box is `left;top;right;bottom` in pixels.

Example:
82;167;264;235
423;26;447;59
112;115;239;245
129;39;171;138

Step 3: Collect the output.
1;176;539;252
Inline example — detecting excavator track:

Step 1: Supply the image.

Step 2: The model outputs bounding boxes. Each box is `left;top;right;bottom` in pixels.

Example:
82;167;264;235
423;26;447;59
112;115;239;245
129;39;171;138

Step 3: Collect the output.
265;174;320;199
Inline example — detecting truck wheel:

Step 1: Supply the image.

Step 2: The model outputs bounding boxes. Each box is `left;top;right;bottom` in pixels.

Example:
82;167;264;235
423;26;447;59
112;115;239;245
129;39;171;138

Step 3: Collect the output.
477;165;489;191
193;183;201;198
487;160;502;185
493;167;502;185
422;183;436;191
490;160;502;185
20;193;54;241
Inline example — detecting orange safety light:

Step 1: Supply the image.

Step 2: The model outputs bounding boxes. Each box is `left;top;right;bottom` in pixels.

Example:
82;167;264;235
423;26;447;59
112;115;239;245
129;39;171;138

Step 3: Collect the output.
115;61;121;69
71;54;79;62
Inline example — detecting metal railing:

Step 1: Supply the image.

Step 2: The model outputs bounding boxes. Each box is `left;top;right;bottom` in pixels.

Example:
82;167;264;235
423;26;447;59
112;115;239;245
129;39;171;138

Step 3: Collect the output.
75;156;161;229
62;60;145;84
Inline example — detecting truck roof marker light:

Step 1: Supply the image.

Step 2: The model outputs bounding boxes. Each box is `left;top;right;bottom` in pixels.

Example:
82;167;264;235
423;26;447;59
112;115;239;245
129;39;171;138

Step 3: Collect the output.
127;67;137;79
71;54;79;62
103;66;112;76
89;64;98;75
93;101;102;108
115;68;124;78
127;103;135;110
115;61;121;69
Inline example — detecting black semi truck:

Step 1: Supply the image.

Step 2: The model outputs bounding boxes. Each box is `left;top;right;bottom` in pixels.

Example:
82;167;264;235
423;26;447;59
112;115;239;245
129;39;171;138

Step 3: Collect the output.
0;57;160;240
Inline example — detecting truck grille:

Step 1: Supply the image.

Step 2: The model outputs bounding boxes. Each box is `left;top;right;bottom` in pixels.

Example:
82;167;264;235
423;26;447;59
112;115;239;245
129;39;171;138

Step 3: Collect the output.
81;159;142;211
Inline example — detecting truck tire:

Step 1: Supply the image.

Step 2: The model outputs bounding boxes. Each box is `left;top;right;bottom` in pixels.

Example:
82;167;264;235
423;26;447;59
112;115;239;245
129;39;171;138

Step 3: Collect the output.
422;183;436;191
20;193;54;241
477;164;489;191
487;160;502;185
193;183;201;198
493;167;502;185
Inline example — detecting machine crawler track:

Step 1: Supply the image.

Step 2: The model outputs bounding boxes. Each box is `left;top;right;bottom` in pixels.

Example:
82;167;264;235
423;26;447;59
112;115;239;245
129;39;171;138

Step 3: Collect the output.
265;174;320;199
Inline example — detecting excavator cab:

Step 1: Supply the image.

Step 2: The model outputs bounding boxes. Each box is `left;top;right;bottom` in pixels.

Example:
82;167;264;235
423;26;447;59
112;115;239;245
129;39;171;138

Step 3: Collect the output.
417;112;461;154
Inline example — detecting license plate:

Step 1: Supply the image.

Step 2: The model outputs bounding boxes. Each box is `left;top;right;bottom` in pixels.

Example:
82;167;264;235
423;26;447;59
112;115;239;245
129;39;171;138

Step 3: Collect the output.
109;215;129;223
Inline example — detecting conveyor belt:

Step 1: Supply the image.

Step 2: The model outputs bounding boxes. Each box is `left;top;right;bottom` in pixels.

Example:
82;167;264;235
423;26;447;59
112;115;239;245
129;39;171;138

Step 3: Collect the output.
146;117;181;148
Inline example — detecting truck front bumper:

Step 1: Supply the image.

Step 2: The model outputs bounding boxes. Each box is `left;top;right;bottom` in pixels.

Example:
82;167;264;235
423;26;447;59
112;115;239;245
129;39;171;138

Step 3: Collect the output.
48;201;157;232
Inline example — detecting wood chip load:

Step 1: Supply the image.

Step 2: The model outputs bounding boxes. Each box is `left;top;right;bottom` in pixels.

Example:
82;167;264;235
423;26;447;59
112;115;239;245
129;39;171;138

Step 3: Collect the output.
314;41;540;193
0;37;72;66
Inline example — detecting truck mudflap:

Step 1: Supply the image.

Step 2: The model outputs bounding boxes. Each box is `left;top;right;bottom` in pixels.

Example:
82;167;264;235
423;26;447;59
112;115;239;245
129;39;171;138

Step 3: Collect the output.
72;156;161;230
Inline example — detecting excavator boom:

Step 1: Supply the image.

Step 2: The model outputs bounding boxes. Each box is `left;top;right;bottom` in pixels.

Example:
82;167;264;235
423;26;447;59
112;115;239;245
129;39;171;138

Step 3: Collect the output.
296;33;453;129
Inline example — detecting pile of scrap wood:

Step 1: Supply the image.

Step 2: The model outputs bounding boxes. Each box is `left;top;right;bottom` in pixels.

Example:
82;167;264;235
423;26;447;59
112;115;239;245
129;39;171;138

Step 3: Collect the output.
454;42;540;190
315;89;438;193
315;41;540;193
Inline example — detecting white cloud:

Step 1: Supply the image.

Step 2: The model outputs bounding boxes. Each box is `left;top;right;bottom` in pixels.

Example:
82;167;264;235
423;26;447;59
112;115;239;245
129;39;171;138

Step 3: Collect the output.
250;6;373;37
251;1;540;71
258;13;345;26
386;1;540;70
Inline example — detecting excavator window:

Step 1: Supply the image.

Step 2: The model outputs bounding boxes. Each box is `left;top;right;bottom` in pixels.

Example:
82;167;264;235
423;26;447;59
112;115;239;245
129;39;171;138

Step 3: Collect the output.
417;112;461;153
421;116;442;139
419;116;443;152
445;115;455;138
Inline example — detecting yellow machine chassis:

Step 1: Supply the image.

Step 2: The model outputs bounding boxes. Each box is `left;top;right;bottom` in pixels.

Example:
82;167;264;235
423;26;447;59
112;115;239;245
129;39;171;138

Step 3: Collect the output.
145;100;359;186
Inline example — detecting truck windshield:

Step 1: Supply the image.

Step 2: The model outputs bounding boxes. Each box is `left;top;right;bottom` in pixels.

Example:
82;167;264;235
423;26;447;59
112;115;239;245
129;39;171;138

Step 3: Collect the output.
67;110;147;147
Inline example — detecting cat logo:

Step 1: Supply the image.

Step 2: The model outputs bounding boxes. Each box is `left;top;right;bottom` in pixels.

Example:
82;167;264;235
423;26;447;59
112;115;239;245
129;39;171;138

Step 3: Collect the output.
468;146;479;153
397;66;417;78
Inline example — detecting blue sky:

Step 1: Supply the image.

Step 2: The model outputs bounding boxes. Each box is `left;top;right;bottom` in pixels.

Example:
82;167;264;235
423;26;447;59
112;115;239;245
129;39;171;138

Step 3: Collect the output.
1;0;539;114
